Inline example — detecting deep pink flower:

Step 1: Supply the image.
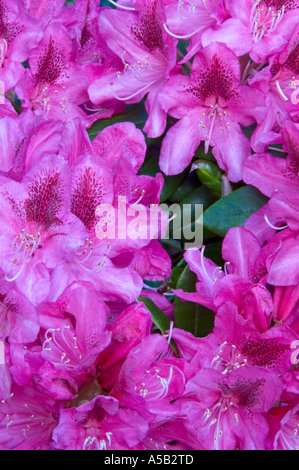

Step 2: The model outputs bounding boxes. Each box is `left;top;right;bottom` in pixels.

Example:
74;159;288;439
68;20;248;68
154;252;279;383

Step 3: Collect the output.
0;383;60;450
88;0;179;138
134;419;202;450
111;334;188;421
0;155;86;305
0;0;42;90
0;111;63;181
22;0;66;25
174;228;278;330
243;120;299;197
97;302;153;391
15;22;90;123
0;280;39;343
52;395;148;450
249;26;299;152
202;0;299;63
267;405;299;450
273;285;299;325
159;42;264;181
37;283;110;379
179;365;283;450
163;0;220;62
190;301;297;375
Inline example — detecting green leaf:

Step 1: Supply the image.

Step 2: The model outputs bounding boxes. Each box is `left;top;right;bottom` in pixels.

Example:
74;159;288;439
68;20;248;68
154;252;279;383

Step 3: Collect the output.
171;260;187;290
168;186;216;242
194;144;216;163
194;160;223;198
160;171;188;203
203;242;224;267
137;297;171;334
169;172;199;203
202;185;268;237
174;266;215;337
100;0;114;6
137;297;179;356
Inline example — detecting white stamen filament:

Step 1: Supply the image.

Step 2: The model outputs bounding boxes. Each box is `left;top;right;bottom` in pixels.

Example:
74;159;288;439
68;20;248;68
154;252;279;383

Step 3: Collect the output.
110;80;157;101
276;80;289;101
107;0;136;10
264;215;288;231
163;22;204;40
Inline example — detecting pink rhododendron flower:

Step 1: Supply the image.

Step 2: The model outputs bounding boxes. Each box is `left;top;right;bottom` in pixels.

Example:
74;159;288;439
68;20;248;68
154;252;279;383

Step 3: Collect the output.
15;22;90;123
88;0;179;138
0;155;86;305
111;334;188;420
159;42;264;181
249;26;299;152
163;0;221;62
0;0;43;90
0;0;297;452
202;0;299;63
0;383;61;450
178;366;283;450
267;405;299;450
52;395;148;450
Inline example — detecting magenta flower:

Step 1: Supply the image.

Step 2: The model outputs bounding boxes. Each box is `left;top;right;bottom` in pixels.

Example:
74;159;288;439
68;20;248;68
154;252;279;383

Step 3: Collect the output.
23;0;66;25
191;301;297;375
163;0;220;62
243;120;299;197
202;0;299;63
88;0;179;138
175;228;277;330
52;395;148;450
38;283;111;378
98;302;153;391
0;383;60;450
134;419;202;450
159;42;264;181
0;1;42;90
179;366;283;449
249;27;299;152
0;111;63;180
0;280;39;343
111;334;188;421
0;155;86;305
267;405;299;450
15;22;89;123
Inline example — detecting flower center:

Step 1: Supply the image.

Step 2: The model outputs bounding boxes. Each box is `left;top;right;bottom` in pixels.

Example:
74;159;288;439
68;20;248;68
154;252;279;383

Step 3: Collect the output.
250;0;288;43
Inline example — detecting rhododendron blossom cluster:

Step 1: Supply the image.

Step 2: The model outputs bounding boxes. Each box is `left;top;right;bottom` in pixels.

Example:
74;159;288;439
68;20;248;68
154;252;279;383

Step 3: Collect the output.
0;0;298;451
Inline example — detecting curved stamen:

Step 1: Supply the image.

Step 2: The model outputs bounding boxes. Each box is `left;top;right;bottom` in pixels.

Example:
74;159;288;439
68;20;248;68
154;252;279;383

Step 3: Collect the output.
0;39;8;68
107;0;136;10
224;261;231;276
4;263;26;282
200;245;212;283
204;110;217;153
163;22;204;40
264;214;288;231
276;80;289;101
167;321;174;345
110;80;156;101
132;190;145;205
83;104;107;113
